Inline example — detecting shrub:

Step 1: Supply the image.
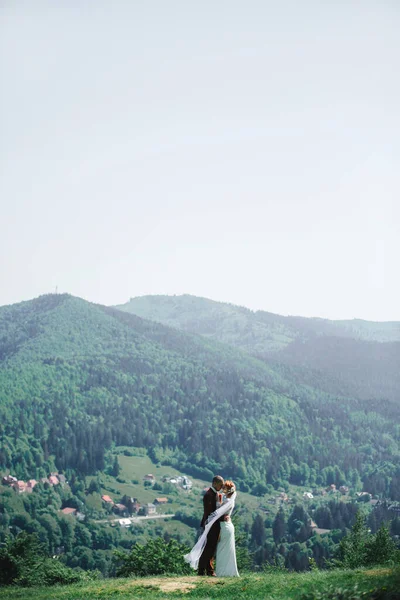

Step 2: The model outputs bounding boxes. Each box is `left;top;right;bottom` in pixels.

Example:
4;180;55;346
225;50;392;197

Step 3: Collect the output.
251;483;269;496
114;538;192;577
0;532;96;587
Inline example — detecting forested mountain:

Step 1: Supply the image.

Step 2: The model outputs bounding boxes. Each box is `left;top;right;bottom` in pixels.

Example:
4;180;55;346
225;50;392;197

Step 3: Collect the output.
117;295;400;348
1;293;399;580
117;295;400;403
0;294;399;497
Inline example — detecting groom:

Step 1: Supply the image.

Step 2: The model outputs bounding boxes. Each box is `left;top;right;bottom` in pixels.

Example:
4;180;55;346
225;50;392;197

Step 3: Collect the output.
198;475;224;576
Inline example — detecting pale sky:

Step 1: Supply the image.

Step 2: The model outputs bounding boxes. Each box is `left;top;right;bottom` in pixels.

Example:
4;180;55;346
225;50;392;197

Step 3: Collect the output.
1;0;399;320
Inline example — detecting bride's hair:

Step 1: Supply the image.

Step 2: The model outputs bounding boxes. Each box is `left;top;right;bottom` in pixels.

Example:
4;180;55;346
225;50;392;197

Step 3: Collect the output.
224;480;236;496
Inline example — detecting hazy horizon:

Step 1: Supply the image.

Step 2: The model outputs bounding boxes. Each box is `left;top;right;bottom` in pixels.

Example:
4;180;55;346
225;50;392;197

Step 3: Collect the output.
1;1;399;321
2;290;400;325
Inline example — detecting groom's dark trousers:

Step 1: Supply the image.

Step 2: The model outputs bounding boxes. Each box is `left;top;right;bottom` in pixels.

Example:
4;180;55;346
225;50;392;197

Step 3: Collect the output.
198;487;220;576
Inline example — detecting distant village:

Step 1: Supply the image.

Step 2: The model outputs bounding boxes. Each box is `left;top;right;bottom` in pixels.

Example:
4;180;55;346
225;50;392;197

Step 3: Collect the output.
101;473;193;527
269;484;375;506
2;472;67;492
2;471;193;528
4;471;396;531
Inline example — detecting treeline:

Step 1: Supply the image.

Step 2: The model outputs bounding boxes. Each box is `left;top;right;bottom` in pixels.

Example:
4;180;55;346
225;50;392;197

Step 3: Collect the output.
0;477;127;576
242;501;400;572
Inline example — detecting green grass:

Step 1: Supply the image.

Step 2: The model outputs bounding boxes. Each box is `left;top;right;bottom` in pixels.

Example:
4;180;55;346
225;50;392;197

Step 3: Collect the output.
104;448;319;514
0;568;397;600
95;448;266;517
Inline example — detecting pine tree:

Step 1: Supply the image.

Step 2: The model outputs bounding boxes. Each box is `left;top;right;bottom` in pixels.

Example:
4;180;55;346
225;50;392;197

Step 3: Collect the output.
251;514;266;547
273;507;286;544
111;456;120;477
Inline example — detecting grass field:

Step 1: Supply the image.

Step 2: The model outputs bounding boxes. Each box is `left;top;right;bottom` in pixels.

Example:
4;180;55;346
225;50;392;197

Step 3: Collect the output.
86;447;271;542
98;448;264;513
0;568;397;600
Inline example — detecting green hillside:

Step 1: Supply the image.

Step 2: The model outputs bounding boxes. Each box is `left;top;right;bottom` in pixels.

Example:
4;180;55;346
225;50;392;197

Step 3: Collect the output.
116;295;400;349
116;295;400;403
0;294;399;499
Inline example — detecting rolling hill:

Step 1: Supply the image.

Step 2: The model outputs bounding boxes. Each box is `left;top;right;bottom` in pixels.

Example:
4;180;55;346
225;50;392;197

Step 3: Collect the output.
0;293;399;498
117;295;400;403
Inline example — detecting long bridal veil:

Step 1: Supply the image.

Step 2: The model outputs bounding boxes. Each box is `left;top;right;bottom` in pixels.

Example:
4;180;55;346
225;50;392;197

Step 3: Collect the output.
184;492;236;570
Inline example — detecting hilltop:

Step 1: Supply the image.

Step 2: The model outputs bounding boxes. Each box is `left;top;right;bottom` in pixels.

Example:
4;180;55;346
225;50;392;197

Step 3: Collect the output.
0;568;398;600
116;294;400;348
117;294;400;403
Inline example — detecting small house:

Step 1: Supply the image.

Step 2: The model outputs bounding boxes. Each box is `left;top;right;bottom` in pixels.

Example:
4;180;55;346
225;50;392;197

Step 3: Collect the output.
26;480;37;493
12;480;26;493
143;474;155;482
114;503;128;515
2;475;17;486
339;486;349;495
132;498;141;513
182;476;193;490
356;492;372;501
118;518;131;528
143;503;156;516
49;475;59;486
154;497;168;505
61;507;77;516
101;495;114;504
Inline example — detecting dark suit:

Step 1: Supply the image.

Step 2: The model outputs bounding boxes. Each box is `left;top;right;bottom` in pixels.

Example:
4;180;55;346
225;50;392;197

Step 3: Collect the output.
198;487;220;575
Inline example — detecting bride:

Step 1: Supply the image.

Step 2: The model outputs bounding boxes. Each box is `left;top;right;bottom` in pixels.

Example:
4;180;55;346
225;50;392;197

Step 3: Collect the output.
185;480;239;577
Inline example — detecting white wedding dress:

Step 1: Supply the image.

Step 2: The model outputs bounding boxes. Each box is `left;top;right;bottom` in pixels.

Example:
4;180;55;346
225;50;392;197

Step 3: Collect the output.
184;491;240;577
215;502;239;577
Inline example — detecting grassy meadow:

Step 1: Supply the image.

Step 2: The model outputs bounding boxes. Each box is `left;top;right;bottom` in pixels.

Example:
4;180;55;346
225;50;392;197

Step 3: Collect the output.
0;568;397;600
94;446;326;522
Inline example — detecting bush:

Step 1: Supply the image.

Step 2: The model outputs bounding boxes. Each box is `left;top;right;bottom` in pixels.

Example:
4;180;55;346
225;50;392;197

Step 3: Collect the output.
114;537;192;577
0;532;96;587
251;483;270;496
15;558;89;587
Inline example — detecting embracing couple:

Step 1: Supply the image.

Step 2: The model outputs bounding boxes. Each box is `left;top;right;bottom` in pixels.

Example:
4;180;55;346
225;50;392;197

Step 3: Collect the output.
184;475;239;577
